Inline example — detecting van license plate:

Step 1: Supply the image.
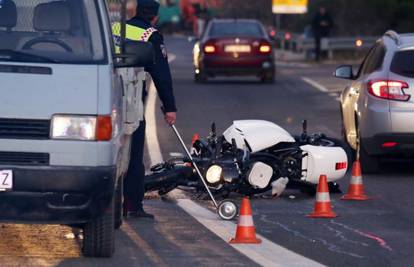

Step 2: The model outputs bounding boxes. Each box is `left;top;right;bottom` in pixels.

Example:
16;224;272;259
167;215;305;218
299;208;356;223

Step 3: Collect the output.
0;170;13;191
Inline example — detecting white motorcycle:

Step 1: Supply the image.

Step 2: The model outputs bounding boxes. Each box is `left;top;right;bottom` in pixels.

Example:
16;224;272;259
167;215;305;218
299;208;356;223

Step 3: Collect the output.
145;120;349;220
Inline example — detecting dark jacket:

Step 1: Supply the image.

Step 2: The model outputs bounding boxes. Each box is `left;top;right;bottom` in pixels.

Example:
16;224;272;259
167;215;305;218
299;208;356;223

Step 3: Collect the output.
127;16;177;113
312;12;333;38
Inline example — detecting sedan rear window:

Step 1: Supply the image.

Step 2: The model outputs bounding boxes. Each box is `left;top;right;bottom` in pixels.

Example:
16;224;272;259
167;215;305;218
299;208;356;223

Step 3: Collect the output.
390;50;414;78
209;22;264;38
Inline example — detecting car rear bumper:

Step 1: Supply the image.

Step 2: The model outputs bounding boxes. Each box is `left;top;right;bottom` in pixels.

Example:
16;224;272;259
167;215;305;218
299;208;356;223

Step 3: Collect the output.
0;165;116;224
201;55;274;75
362;133;414;156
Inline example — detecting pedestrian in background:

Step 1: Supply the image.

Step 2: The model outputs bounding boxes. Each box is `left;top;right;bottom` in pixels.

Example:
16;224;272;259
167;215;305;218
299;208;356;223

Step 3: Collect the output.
193;3;208;38
312;6;333;61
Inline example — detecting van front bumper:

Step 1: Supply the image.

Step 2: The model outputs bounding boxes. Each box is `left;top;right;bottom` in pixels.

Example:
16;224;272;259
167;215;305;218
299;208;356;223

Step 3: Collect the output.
0;165;116;224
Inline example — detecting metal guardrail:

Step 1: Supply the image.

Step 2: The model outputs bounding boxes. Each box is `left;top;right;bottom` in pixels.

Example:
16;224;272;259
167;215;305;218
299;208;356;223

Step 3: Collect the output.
274;32;380;59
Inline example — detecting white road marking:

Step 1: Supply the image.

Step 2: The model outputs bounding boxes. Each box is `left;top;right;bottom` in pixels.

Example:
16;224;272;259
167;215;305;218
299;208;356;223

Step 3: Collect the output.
145;82;163;166
144;54;326;267
301;77;329;93
177;199;325;267
276;61;312;68
302;77;343;103
145;53;176;166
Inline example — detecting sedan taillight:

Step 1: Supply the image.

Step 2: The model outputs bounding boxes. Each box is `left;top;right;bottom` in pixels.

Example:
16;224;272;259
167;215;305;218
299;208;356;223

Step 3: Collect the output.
204;45;216;53
259;44;272;53
368;80;410;101
204;40;217;54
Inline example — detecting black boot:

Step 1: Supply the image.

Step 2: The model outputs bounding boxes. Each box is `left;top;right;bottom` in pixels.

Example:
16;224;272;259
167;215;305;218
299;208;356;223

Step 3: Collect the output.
127;209;155;219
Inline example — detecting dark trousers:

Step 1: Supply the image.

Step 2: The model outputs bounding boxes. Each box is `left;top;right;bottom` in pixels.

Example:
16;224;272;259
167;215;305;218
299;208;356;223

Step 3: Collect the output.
314;36;321;61
124;120;146;211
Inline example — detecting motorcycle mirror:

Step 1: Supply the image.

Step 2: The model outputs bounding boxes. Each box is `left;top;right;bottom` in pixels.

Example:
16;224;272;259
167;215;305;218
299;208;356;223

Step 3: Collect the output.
302;120;308;135
211;122;216;137
231;138;237;154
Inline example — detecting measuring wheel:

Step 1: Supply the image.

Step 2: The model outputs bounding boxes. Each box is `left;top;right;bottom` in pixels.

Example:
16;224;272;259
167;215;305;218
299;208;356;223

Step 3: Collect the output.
218;200;238;220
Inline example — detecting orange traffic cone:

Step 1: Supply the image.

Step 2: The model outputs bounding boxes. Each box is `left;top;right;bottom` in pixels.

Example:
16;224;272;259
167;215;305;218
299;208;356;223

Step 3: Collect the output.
341;160;370;201
229;198;262;244
307;175;337;218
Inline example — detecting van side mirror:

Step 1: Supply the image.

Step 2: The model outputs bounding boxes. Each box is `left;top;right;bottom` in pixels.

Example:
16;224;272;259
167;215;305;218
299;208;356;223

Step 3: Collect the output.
334;65;354;80
115;41;154;68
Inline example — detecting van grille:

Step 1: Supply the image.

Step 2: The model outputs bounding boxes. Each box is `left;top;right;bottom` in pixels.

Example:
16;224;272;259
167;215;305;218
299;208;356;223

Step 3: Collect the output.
0;152;49;166
0;118;50;139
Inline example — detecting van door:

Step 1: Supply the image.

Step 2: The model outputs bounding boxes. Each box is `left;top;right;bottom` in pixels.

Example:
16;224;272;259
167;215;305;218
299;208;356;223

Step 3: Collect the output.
107;0;145;135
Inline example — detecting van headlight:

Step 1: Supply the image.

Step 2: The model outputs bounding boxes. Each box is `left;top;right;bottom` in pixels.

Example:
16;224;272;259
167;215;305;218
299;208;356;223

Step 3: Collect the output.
206;165;223;184
51;115;97;141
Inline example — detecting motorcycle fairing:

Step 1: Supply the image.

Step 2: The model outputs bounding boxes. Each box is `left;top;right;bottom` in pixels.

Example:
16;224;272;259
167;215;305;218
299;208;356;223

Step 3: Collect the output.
301;145;348;184
223;120;296;153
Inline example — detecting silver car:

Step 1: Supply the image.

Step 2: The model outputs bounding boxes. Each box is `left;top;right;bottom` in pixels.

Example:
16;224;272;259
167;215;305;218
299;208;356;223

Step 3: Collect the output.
335;31;414;173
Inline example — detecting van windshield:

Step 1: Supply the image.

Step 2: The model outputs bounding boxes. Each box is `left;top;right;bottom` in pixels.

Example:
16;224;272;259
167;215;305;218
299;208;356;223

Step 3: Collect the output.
0;0;106;64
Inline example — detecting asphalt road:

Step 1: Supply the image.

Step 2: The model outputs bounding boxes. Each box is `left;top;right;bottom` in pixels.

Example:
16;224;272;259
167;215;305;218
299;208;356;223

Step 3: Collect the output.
1;36;414;267
154;36;414;267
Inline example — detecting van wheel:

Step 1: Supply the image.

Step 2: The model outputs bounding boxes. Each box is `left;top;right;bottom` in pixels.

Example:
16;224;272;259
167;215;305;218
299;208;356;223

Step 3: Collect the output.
82;197;115;258
114;177;123;230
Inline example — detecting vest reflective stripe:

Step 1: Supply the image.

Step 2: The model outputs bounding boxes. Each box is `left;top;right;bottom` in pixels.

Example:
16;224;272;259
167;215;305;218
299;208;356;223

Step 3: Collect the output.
112;22;157;53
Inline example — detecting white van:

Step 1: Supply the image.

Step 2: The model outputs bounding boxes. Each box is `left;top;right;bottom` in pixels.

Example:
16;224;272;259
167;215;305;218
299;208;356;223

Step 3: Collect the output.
0;0;152;257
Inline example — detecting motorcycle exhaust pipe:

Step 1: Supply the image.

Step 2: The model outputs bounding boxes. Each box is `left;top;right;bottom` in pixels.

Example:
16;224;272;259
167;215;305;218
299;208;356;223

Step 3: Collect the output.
145;166;194;193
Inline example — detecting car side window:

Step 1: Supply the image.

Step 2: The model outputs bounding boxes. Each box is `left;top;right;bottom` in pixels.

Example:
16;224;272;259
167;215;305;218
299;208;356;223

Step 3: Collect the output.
360;44;386;76
356;46;375;78
369;45;386;73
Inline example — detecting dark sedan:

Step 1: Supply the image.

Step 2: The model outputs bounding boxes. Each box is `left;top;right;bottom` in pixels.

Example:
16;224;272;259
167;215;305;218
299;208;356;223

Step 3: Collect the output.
193;19;275;83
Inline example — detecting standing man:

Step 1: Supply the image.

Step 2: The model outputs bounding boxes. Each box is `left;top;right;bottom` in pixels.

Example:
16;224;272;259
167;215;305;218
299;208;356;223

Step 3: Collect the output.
312;6;333;61
113;0;177;218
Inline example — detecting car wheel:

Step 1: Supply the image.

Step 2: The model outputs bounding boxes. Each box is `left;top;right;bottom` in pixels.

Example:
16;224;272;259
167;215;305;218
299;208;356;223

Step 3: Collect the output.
114;176;123;230
195;71;207;83
261;71;275;84
359;143;380;174
82;196;115;258
357;126;379;173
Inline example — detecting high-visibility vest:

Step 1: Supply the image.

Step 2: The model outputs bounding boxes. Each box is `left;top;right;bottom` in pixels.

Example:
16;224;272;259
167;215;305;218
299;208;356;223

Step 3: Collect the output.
112;22;157;53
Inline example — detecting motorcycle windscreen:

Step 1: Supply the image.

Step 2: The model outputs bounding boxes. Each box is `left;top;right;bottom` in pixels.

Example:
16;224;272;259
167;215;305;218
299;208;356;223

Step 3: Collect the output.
300;145;348;184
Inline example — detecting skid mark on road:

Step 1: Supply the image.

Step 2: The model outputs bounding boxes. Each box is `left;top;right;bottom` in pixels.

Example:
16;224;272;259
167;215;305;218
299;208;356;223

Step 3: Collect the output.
323;224;370;247
259;215;364;259
330;221;393;252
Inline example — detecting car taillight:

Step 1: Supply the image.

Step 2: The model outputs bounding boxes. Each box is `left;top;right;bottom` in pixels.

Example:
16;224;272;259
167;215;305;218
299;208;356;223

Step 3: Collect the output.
259;44;272;53
336;162;347;170
204;45;215;53
368;80;410;101
204;40;216;53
